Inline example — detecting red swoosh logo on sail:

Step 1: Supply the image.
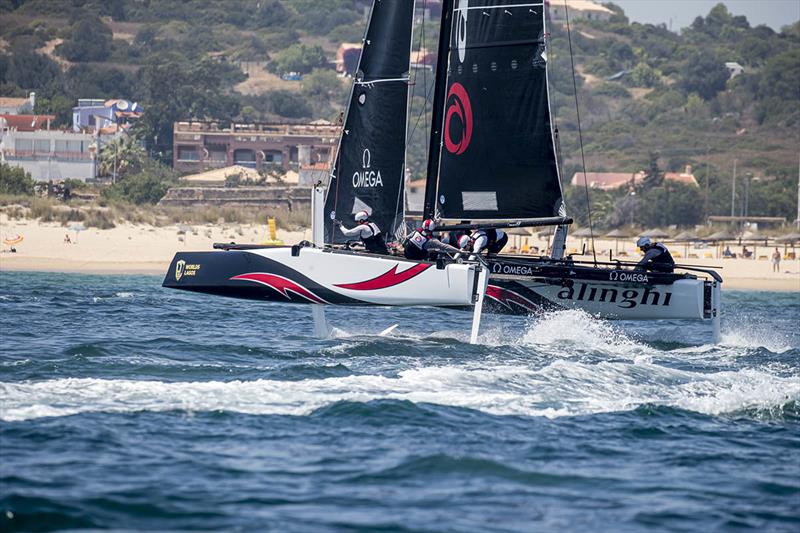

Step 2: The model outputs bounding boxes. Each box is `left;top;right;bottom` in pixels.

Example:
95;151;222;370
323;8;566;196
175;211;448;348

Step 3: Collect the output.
486;285;539;312
335;263;431;291
230;273;328;304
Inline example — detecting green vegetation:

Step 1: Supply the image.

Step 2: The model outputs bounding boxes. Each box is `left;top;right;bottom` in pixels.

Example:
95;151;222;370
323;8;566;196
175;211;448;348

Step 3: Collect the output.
267;44;327;75
0;163;36;195
102;161;177;205
0;1;797;226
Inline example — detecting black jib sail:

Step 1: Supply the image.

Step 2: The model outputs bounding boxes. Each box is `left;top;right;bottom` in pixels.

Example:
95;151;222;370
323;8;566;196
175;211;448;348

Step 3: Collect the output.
430;0;565;222
324;0;414;244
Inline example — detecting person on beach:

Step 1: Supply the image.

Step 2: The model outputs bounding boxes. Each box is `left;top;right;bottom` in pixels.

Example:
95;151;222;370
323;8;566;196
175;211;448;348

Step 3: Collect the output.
772;248;782;273
337;210;388;254
634;237;675;273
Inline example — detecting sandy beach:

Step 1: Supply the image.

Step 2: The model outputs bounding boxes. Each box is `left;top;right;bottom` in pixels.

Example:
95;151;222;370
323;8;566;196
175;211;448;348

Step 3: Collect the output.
1;216;798;291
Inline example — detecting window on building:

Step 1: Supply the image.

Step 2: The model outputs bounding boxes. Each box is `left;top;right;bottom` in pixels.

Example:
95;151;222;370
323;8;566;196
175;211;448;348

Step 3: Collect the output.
234;149;256;168
177;145;199;161
207;147;227;162
55;140;85;154
263;151;283;164
33;139;50;153
15;139;33;152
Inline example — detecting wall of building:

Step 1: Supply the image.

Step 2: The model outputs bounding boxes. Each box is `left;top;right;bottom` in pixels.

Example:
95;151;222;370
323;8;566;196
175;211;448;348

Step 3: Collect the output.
1;129;98;181
172;122;339;174
158;186;311;209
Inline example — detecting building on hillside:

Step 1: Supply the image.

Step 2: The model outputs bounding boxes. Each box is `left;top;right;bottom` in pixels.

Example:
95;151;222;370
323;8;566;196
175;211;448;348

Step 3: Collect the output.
335;43;362;75
0;114;104;181
405;170;425;213
0;92;35;115
172;121;339;174
571;166;699;190
725;62;745;79
336;43;436;73
548;0;614;22
72;98;144;133
410;47;436;70
299;162;331;187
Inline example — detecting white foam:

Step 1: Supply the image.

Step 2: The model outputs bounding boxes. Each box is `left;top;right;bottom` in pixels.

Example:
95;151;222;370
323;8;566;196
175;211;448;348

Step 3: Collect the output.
2;360;797;422
519;309;651;360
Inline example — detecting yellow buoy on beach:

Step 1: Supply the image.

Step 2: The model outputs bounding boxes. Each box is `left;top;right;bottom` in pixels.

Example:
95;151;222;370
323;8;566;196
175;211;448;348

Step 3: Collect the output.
260;217;284;246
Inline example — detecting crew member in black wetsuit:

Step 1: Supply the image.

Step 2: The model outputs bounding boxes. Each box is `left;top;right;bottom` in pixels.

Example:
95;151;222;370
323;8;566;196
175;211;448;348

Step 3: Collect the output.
635;237;675;273
457;228;509;258
338;210;388;254
403;219;441;260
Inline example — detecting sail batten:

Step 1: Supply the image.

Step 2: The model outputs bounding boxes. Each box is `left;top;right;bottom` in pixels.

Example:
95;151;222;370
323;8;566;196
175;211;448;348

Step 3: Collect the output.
431;0;564;223
324;0;415;244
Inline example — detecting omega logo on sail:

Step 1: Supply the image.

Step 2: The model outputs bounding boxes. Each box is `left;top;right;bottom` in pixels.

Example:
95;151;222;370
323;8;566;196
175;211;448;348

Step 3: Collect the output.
353;148;383;187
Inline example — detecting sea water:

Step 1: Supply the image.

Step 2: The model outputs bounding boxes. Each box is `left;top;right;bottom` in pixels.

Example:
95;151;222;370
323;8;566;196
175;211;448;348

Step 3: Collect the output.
1;271;798;532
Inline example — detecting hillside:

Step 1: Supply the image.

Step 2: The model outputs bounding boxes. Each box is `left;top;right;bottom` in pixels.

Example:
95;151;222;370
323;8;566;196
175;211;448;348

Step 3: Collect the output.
1;0;798;227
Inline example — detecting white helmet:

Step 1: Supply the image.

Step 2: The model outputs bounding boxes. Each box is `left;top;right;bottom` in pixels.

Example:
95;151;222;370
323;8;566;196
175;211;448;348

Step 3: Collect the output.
636;236;651;249
422;219;436;232
458;235;471;249
354;210;369;222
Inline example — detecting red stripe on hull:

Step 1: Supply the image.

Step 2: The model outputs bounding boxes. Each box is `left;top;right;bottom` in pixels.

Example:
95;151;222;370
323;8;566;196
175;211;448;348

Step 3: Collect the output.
230;273;329;304
335;263;431;291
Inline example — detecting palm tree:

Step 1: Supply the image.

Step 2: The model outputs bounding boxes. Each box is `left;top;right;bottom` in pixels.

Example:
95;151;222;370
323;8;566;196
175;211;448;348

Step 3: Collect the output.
98;136;146;182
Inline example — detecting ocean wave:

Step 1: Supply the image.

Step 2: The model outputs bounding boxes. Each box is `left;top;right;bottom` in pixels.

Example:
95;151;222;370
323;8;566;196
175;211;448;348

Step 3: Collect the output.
2;360;797;422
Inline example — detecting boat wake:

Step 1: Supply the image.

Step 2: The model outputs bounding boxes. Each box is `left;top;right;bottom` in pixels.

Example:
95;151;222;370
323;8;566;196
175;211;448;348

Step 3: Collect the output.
2;359;797;422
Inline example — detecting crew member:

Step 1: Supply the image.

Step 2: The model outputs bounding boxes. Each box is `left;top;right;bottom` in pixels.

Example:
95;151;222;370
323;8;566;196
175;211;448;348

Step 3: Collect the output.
635;237;675;273
403;219;441;260
338;211;388;254
458;228;509;258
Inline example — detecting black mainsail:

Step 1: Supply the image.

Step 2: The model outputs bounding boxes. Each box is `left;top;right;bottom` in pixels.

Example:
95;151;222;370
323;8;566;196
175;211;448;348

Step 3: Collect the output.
427;0;565;223
324;0;415;244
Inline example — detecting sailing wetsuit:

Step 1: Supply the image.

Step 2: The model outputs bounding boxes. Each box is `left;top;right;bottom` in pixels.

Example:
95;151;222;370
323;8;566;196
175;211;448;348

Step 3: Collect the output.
403;229;434;260
471;229;508;255
339;222;388;254
636;242;675;273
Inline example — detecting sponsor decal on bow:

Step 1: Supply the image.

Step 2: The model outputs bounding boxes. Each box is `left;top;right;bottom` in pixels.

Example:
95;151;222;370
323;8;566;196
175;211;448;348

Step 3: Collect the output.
335;263;431;291
609;270;649;283
175;259;185;281
444;82;473;155
556;282;672;309
175;260;201;281
230;273;328;304
486;285;540;312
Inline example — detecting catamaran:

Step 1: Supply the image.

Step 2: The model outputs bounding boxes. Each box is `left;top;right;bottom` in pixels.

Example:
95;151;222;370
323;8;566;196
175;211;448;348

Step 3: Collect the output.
163;0;722;342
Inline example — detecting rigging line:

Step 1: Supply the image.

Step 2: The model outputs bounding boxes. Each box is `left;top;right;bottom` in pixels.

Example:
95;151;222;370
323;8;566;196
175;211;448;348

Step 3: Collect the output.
396;0;426;237
564;0;597;265
353;77;410;85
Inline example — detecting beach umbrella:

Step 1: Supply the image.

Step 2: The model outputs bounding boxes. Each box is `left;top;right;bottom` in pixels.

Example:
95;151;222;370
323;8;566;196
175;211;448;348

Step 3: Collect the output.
776;232;800;244
672;230;699;241
776;232;800;255
672;230;700;257
705;230;735;241
537;228;554;240
642;228;670;239
604;228;630;253
705;229;736;258
506;227;531;251
572;227;595;237
3;235;23;246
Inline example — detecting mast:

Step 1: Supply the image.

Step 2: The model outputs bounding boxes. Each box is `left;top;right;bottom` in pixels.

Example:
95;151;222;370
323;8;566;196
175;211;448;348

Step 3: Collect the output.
423;0;455;221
